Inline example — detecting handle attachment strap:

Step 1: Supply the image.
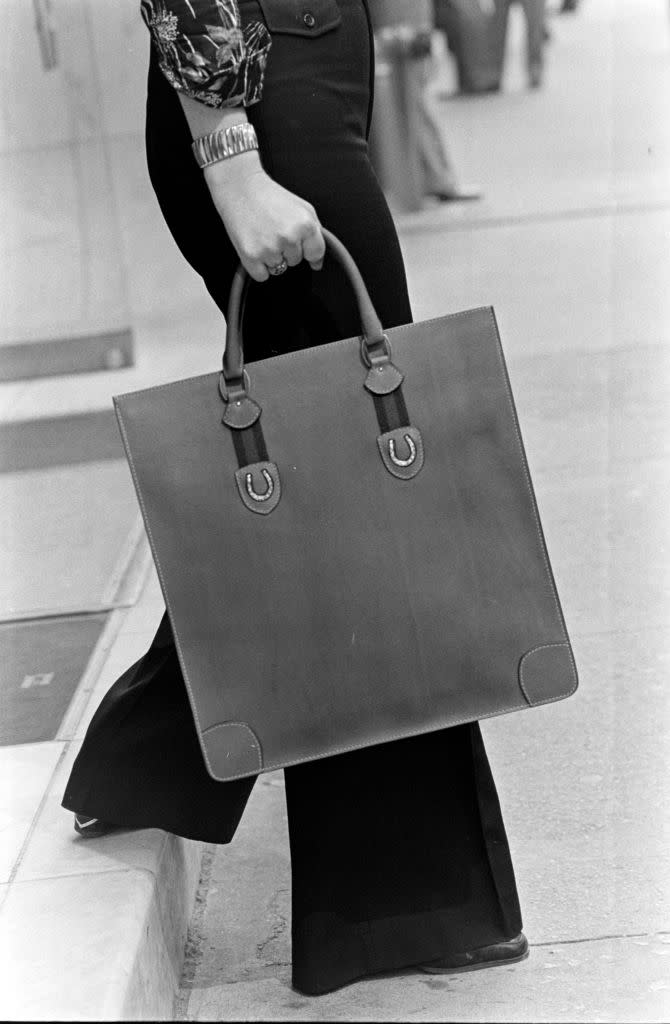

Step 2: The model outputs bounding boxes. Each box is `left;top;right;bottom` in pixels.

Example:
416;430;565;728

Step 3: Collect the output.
221;229;387;386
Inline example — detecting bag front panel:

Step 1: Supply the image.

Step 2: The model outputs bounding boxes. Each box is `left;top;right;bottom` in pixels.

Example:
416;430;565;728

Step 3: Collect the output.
115;305;576;780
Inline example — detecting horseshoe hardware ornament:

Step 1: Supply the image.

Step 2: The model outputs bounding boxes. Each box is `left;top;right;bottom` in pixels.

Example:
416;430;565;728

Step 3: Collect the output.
377;425;424;480
235;461;282;514
388;433;418;468
246;467;274;502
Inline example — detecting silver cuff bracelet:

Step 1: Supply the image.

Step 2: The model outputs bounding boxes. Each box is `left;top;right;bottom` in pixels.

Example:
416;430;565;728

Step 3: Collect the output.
191;123;259;169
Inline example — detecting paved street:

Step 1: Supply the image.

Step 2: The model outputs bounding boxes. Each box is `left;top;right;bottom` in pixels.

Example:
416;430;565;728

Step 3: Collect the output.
176;2;670;1021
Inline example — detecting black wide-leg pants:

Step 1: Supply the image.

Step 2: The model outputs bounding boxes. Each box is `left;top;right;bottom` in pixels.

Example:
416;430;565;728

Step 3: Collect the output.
63;0;522;995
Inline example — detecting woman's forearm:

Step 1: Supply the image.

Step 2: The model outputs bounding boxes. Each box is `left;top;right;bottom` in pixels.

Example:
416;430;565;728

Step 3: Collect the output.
177;94;264;184
144;5;323;279
178;92;248;139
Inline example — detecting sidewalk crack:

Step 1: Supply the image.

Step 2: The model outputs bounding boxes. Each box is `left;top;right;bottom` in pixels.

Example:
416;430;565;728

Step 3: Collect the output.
533;929;670;948
256;886;290;967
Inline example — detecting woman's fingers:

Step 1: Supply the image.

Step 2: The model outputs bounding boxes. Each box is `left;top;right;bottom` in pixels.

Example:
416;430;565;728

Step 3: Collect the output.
281;239;303;268
242;223;323;280
244;258;270;283
215;176;327;279
302;222;326;272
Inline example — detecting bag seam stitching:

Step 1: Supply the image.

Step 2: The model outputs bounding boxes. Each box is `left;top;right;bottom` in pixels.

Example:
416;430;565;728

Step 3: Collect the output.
204;691;566;781
200;721;263;771
112;307;494;402
115;405;224;781
486;307;572;645
518;641;579;705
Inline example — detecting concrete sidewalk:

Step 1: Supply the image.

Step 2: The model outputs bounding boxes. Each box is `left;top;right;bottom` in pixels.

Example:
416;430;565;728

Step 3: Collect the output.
0;565;207;1020
177;2;670;1021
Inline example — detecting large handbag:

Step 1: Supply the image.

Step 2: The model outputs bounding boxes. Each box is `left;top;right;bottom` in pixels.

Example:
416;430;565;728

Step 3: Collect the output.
114;231;578;782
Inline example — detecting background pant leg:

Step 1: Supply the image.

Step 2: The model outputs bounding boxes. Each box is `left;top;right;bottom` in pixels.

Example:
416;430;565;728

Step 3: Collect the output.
63;615;256;843
521;0;546;71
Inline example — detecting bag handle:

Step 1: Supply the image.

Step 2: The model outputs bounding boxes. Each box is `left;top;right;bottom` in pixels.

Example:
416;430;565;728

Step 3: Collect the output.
222;228;389;386
218;229;424;511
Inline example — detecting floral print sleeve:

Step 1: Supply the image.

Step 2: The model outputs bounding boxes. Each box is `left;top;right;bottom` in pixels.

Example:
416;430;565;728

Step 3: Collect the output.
140;0;272;108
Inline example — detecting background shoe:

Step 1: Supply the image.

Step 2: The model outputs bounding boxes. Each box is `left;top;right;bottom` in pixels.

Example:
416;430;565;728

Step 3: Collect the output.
437;85;500;100
428;185;482;202
528;65;543;89
419;932;529;974
73;814;119;839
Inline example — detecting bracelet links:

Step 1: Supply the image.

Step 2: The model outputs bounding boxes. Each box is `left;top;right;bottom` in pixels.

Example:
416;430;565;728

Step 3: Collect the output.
191;123;259;169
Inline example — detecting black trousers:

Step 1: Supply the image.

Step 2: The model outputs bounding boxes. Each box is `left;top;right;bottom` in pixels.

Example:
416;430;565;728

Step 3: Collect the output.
63;0;522;995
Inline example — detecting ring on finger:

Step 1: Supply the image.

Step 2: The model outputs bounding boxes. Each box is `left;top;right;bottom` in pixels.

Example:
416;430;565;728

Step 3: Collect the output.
267;257;288;276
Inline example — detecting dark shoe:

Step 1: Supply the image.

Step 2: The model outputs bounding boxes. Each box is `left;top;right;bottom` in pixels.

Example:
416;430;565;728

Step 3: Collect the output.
419;932;529;974
428;184;482;203
73;813;119;839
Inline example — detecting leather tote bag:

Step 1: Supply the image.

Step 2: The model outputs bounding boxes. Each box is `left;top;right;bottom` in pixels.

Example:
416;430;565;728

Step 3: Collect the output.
114;230;578;782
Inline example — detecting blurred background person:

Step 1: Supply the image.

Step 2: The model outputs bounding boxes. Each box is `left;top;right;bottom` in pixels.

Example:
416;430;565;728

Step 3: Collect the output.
369;0;481;207
433;0;504;94
434;0;546;93
412;62;482;202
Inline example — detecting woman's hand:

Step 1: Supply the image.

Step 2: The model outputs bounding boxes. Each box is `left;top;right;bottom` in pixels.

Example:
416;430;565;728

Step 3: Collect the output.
177;96;326;282
204;151;326;282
